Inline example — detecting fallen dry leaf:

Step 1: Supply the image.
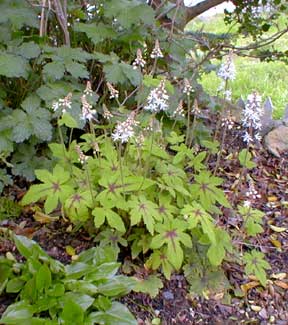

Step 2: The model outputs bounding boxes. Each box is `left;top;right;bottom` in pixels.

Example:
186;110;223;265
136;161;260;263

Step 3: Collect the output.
270;225;287;233
241;281;259;295
33;211;59;224
271;273;286;280
274;280;288;289
250;305;262;312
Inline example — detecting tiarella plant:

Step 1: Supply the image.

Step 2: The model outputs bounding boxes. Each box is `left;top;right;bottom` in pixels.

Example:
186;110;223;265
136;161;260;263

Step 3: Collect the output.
21;76;234;281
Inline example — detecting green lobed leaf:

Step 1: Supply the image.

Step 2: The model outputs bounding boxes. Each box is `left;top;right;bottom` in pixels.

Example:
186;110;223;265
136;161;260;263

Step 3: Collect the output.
43;62;65;81
74;22;117;44
0;52;29;78
134;275;163;298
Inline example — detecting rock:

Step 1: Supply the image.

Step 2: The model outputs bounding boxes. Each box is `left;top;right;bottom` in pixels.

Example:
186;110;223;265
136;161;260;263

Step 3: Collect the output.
236;97;246;110
283;105;288;125
264;125;288;157
261;97;274;134
162;290;174;300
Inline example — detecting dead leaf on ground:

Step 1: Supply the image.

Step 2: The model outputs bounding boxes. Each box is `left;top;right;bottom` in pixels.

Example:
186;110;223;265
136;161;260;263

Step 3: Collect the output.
241;281;260;295
33;211;59;224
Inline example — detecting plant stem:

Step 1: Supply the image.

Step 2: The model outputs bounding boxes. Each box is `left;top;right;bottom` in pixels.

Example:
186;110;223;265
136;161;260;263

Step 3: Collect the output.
185;94;191;146
188;115;197;148
84;163;96;208
213;122;227;175
138;126;155;192
118;143;125;196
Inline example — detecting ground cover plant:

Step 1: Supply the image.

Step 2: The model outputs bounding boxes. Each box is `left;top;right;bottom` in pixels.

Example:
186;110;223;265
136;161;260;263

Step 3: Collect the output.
0;0;288;323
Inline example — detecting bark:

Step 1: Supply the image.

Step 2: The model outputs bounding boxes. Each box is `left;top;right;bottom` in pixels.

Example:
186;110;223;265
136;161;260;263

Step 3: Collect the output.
184;0;228;25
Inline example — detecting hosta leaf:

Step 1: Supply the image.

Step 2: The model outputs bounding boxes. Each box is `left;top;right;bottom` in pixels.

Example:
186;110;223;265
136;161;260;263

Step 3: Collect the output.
0;52;29;78
61;299;84;324
97;276;136;297
0;301;34;324
35;264;52;292
86;302;137;325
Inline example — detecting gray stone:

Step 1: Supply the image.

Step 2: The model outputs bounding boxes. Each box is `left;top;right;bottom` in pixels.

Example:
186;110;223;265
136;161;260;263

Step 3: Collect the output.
260;97;274;134
236;97;246;110
282;105;288;125
162;290;174;300
264;125;288;157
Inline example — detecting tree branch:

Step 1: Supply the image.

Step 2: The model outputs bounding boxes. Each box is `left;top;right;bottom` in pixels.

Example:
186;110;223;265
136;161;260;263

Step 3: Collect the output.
185;0;228;24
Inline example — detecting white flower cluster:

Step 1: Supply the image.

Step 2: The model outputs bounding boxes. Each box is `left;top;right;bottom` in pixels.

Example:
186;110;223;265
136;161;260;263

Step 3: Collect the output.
144;80;169;113
111;112;139;143
133;48;146;70
191;99;200;116
83;81;93;96
243;181;261;207
217;52;236;82
221;111;235;130
217;52;236;100
172;100;185;118
81;81;97;121
107;82;119;99
183;78;192;94
81;95;96;121
52;93;72;114
150;39;163;59
75;145;88;165
102;104;113;121
242;92;263;143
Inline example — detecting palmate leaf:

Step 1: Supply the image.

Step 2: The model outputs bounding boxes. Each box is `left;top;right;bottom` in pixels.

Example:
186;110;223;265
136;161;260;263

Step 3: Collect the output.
65;61;89;79
181;203;216;245
21;165;74;214
65;191;94;223
11;143;51;181
74;22;117;45
103;0;154;28
128;195;161;235
16;42;41;59
0;52;29;78
43;62;65;80
134;275;163;298
21;95;52;141
190;171;231;210
238;205;264;236
103;62;141;86
146;248;174;280
150;219;192;270
92;207;125;232
207;228;231;266
243;250;271;286
0;1;39;29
